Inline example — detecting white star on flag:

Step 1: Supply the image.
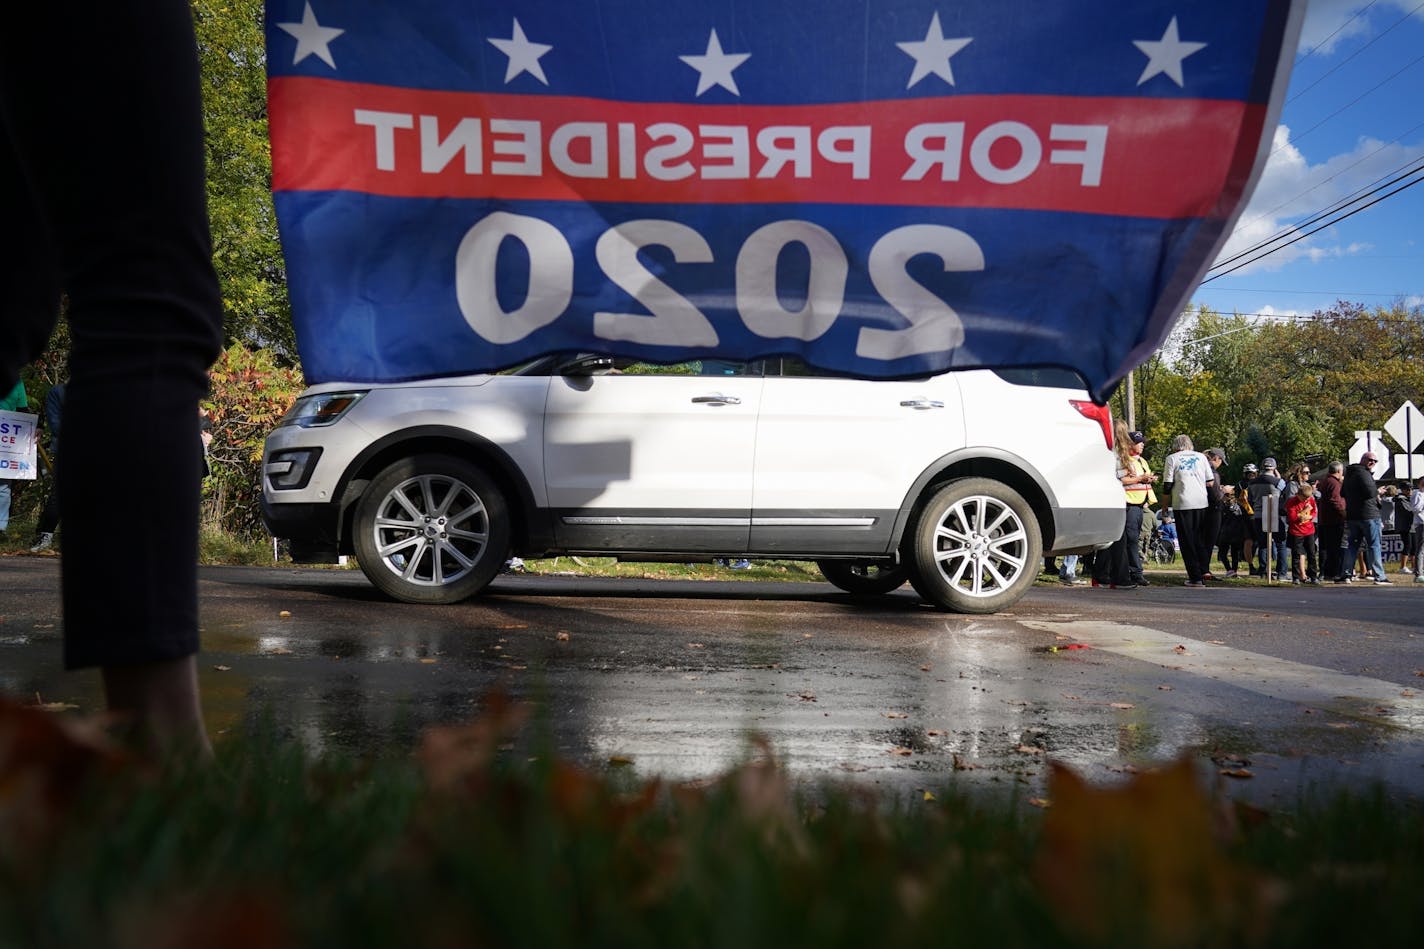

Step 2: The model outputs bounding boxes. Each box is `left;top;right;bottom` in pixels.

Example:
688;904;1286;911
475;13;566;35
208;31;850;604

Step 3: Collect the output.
1134;17;1207;87
276;2;345;69
488;19;553;85
897;13;972;89
679;29;751;97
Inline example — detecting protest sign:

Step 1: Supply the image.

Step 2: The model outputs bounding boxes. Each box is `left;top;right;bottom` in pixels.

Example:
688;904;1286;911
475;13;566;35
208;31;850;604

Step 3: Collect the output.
267;0;1303;399
0;411;37;480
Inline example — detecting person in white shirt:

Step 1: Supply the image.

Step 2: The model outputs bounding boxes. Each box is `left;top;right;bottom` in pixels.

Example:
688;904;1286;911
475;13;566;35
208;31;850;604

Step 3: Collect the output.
1162;434;1216;587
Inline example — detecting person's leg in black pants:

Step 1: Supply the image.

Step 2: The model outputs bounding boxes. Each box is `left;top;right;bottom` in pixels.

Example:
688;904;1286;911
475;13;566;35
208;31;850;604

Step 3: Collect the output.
1175;508;1207;583
0;2;223;753
1320;522;1343;580
1202;506;1221;575
1124;503;1147;584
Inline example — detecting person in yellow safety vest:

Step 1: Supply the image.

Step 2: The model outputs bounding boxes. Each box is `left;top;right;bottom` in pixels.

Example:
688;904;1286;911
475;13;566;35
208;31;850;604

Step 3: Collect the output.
1124;430;1158;585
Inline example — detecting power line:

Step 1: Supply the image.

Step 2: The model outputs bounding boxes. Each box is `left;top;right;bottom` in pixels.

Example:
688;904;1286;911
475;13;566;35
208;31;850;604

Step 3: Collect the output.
1210;158;1424;272
1286;0;1424;104
1290;0;1379;71
1270;48;1424;156
1203;171;1424;280
1233;120;1424;233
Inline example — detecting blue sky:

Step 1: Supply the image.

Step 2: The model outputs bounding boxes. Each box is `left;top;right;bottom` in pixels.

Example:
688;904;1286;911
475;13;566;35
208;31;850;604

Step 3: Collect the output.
1189;0;1424;321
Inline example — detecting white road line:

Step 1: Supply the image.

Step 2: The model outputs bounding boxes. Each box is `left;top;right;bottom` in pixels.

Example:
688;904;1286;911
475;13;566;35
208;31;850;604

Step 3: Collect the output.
1020;620;1424;731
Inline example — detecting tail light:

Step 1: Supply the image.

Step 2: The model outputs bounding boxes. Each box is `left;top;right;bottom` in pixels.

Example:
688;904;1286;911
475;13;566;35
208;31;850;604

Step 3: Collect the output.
1069;399;1113;450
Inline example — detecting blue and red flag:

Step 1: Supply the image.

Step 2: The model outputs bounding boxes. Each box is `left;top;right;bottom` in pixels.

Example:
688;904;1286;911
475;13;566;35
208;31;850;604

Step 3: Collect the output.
266;0;1303;400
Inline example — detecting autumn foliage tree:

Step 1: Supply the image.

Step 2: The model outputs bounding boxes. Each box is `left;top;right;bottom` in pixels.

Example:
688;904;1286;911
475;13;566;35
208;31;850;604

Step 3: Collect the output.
203;345;305;537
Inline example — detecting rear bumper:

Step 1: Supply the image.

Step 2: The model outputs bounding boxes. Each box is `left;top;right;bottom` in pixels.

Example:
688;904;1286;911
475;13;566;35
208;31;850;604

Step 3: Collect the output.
1047;506;1124;554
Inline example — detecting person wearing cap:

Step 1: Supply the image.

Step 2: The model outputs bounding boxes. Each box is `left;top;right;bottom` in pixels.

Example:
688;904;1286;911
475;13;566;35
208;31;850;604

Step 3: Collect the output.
1161;434;1216;587
1341;452;1390;584
1316;461;1348;581
1123;430;1157;586
1247;458;1288;580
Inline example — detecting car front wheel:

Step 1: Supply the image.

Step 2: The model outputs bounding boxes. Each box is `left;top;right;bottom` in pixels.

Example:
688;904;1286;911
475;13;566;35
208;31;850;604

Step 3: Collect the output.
816;559;910;596
353;454;510;604
908;478;1042;614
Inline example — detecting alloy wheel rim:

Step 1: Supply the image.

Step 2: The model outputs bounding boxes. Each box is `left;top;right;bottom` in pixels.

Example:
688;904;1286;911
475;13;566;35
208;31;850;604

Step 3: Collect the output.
930;495;1029;597
372;474;490;587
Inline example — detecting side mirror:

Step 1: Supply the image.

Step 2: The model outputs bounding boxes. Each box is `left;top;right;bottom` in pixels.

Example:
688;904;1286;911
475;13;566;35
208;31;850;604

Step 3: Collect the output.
561;354;616;377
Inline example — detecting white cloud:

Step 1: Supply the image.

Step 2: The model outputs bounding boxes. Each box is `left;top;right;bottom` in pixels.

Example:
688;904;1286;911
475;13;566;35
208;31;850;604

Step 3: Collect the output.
1213;124;1415;273
1297;0;1423;56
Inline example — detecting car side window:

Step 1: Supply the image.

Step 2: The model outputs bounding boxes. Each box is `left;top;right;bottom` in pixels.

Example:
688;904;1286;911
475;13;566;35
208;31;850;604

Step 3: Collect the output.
616;358;758;377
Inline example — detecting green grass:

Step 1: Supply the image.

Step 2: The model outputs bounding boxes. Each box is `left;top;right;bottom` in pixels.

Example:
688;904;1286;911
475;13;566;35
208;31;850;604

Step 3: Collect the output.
3;721;1421;949
518;556;825;582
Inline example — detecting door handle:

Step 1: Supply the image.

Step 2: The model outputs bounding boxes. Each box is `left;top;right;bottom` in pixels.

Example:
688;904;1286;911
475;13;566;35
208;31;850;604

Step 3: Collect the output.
899;399;944;410
692;394;742;405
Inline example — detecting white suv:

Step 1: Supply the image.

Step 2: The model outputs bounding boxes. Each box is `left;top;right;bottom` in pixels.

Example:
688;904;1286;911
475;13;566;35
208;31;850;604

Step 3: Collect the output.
262;355;1122;613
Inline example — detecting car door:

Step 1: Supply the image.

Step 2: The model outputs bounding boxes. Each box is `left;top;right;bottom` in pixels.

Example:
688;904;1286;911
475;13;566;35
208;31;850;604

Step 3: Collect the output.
543;358;763;552
749;357;964;554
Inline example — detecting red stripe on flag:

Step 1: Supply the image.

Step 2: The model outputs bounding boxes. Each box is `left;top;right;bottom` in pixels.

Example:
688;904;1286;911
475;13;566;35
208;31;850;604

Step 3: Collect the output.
269;76;1259;219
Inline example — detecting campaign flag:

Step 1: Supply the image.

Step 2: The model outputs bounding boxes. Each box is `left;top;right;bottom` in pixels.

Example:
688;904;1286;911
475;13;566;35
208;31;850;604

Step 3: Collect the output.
266;0;1303;400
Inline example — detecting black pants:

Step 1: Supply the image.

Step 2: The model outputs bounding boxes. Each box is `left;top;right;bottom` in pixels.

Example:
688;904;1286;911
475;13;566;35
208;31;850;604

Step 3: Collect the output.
1201;505;1222;570
0;2;223;668
1175;508;1209;582
1219;539;1240;571
1288;534;1318;580
1319;522;1345;580
1092;509;1130;586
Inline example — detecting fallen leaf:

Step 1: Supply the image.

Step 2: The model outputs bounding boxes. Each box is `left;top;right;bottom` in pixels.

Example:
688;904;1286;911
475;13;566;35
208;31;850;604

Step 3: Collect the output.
792;691;817;702
952;755;979;770
922;790;937;802
1062;643;1090;651
265;646;293;655
1327;722;1355;729
1015;744;1046;755
419;658;437;665
1157;685;1173;691
1028;797;1052;808
890;746;913;757
1315;629;1333;637
1414;670;1424;678
1402;689;1418;698
1219;768;1254;779
1109;702;1135;710
686;642;706;649
926;729;944;737
278;610;291;618
919;664;932;672
556;631;571;642
608;755;634;767
212;665;231;672
1206;639;1225;645
883;711;909;719
1061;693;1082;701
1173;645;1191;655
802;633;813;639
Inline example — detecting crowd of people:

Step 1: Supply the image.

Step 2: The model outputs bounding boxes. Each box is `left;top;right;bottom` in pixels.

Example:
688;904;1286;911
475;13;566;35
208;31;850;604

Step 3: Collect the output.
1049;431;1424;589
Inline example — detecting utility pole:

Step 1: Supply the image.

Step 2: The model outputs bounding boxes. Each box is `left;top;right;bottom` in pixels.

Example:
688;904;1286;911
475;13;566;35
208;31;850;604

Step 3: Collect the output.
1126;370;1135;430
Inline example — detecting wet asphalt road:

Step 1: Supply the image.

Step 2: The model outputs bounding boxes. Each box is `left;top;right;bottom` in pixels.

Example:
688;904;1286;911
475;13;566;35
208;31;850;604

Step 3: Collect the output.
3;556;1422;804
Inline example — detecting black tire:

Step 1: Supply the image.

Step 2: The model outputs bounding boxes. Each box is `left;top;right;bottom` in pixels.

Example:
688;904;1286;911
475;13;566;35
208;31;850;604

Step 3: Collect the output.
906;478;1043;614
353;454;510;604
816;559;910;596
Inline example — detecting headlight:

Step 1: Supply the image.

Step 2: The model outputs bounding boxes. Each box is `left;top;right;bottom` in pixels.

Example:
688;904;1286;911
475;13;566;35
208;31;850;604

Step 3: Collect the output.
278;391;367;428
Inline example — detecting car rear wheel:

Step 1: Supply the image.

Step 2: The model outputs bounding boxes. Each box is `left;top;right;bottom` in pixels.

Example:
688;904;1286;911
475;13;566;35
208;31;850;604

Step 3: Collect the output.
353;454;509;604
816;559;910;596
908;477;1042;614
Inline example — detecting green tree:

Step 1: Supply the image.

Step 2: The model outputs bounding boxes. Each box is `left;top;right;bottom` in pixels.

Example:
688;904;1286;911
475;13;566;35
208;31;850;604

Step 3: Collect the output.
194;0;295;359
